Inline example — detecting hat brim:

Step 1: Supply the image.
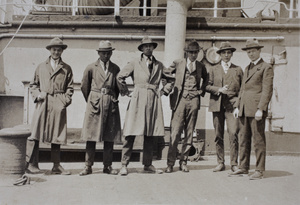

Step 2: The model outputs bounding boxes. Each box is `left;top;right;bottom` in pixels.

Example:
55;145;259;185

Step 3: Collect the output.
216;47;236;54
241;45;264;51
46;44;67;50
138;43;158;51
96;48;115;52
184;48;201;52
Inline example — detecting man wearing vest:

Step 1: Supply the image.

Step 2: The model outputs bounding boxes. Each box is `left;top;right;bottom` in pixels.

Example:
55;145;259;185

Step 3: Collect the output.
165;40;208;173
206;41;243;173
232;39;274;180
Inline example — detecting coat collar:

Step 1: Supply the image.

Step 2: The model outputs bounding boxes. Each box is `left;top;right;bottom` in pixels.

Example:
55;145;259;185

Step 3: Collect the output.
95;58;111;81
46;57;65;78
245;59;264;83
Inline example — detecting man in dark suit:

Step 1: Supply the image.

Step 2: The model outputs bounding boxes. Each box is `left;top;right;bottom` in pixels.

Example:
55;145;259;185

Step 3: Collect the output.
164;40;208;173
206;41;243;173
232;39;274;180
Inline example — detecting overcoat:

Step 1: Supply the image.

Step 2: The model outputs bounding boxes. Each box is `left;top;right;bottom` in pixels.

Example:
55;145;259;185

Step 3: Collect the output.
29;57;74;144
206;63;243;112
167;59;208;111
235;58;273;117
117;55;169;137
81;59;122;143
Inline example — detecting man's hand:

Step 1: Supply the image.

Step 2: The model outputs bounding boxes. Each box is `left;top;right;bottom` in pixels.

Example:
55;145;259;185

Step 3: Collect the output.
218;85;229;95
37;91;47;101
255;109;263;121
233;108;239;119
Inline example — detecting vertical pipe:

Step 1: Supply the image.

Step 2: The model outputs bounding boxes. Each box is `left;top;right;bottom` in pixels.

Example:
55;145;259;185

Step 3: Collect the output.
214;0;218;17
143;0;147;16
289;0;294;18
72;0;78;16
297;0;300;18
114;0;120;16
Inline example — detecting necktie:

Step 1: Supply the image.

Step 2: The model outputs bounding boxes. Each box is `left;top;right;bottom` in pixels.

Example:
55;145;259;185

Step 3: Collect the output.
247;62;254;77
188;62;194;73
224;63;229;74
104;63;107;71
147;57;153;73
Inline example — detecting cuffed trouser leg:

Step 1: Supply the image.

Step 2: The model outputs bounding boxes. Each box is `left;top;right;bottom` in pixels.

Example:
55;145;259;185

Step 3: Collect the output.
85;141;96;167
51;143;61;164
213;111;225;165
225;110;239;166
239;116;251;171
103;141;114;167
143;136;154;166
121;135;135;166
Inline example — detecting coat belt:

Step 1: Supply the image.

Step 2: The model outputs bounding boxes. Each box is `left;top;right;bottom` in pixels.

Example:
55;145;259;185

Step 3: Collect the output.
91;88;115;96
135;84;159;96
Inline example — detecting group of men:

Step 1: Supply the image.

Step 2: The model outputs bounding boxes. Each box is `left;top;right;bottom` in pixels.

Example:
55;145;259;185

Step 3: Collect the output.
25;36;273;180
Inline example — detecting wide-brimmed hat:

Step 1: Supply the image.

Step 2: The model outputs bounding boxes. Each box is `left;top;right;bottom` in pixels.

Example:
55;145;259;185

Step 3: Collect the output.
46;37;68;50
216;41;236;54
242;38;264;51
96;40;115;52
138;36;158;51
184;40;201;52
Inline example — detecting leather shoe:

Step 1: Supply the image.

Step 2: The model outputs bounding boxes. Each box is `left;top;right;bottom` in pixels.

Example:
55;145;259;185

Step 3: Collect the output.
165;166;173;173
26;164;42;174
79;166;92;176
249;171;263;180
231;168;249;175
144;165;156;173
51;164;71;175
119;166;128;176
103;166;118;175
213;163;225;172
179;164;189;172
231;165;239;172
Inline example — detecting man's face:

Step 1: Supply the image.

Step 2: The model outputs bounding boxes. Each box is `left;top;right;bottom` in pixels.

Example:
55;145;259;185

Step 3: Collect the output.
98;51;112;63
50;47;63;60
187;51;199;62
220;50;233;63
246;48;261;62
141;44;154;57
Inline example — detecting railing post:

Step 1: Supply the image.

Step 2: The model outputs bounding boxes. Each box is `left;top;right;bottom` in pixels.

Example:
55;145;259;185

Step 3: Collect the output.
72;0;78;16
143;0;147;16
214;0;218;17
114;0;120;16
289;0;294;18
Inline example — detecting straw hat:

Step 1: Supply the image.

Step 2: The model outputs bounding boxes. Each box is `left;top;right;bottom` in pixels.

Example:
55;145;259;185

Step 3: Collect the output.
46;37;67;50
138;36;158;51
96;40;115;52
216;41;236;54
241;38;264;51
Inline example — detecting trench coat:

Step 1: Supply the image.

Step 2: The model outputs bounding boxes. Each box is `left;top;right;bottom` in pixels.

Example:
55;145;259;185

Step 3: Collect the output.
206;63;243;112
81;59;122;143
29;57;74;144
117;55;170;137
235;58;274;117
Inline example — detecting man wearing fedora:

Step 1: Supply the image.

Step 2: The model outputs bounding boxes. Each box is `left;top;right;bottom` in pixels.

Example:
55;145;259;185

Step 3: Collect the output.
206;41;243;173
26;37;73;175
79;40;122;176
165;40;208;173
117;36;172;176
232;38;273;180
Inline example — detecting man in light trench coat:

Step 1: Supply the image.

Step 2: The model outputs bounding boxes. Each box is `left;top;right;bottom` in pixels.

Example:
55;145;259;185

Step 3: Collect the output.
79;40;121;176
25;37;74;175
117;36;172;176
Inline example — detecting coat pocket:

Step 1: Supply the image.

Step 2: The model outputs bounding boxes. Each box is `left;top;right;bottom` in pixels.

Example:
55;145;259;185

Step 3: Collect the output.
89;92;101;114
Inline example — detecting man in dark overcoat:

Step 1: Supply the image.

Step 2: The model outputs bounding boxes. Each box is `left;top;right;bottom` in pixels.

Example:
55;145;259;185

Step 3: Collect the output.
164;40;208;173
79;40;121;176
206;41;243;173
26;37;73;175
232;39;274;180
117;36;172;176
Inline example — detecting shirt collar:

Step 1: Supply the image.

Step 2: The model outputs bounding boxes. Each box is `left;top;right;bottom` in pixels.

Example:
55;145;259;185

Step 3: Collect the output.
99;60;109;69
252;57;261;65
187;58;196;66
221;61;231;67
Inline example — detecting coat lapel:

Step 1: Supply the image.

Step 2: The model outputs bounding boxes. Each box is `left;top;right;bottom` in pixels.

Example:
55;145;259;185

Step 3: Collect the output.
149;56;159;82
139;57;151;78
245;60;263;83
51;59;64;79
178;59;187;87
105;61;112;82
94;60;106;83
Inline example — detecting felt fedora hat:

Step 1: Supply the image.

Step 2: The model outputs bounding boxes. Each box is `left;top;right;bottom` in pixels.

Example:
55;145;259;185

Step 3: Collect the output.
138;36;158;51
46;37;67;50
96;40;115;52
216;41;236;54
184;40;201;52
242;38;264;51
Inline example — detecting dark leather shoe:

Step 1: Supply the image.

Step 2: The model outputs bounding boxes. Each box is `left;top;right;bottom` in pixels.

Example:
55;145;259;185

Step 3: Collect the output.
165;166;173;173
179;164;189;172
231;165;239;172
249;171;263;180
51;164;71;175
26;164;42;174
144;165;156;173
103;166;118;175
119;166;128;176
213;163;225;172
79;166;92;176
231;168;249;175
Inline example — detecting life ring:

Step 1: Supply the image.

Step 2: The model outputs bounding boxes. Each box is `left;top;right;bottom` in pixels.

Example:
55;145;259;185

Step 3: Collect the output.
205;44;221;65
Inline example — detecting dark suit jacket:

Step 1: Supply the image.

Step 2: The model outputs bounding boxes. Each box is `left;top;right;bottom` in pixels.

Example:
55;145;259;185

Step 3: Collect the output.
165;58;208;111
206;63;243;112
235;58;274;117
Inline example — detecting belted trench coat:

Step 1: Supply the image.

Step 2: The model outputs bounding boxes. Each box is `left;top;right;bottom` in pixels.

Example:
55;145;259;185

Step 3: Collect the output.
81;59;122;143
29;57;74;144
117;55;171;137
